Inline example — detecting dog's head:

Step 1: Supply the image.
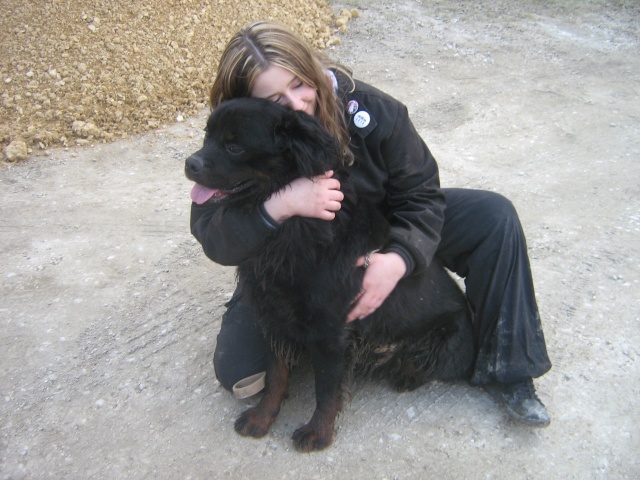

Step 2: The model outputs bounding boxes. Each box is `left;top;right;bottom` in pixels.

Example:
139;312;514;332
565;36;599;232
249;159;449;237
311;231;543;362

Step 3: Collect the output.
185;97;342;207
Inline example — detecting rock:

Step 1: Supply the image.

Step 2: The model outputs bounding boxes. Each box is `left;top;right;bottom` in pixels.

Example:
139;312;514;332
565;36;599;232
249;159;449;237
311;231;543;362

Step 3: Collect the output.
4;139;28;162
71;121;102;139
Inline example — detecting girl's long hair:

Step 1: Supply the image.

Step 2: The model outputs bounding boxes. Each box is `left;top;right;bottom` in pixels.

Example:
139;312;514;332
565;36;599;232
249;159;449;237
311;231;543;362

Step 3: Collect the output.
209;21;354;165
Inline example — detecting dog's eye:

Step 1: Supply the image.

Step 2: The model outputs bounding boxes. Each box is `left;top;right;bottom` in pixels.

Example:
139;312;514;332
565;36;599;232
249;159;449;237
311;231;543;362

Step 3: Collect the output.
226;144;244;155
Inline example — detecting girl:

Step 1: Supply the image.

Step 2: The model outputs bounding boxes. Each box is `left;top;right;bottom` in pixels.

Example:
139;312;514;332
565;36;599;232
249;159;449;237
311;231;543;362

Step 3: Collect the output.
190;21;552;427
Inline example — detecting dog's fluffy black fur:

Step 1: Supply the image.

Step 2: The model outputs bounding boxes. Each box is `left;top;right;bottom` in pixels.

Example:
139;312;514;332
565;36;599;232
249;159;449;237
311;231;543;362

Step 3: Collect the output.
185;97;475;452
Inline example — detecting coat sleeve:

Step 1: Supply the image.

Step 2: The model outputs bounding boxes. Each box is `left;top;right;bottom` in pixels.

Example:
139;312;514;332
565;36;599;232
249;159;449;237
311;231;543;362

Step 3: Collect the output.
376;101;446;273
190;202;276;266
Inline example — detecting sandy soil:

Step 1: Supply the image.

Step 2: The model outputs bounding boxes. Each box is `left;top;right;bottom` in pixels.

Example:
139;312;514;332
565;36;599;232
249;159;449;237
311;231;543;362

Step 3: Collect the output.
1;1;639;478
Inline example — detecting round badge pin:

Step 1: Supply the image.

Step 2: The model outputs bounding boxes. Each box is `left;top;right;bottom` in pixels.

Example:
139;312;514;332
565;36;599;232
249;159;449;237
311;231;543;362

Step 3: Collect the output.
353;111;370;128
347;100;359;115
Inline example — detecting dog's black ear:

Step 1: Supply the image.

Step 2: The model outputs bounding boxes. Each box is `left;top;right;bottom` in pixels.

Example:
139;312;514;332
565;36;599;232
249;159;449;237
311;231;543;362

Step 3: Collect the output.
275;110;341;178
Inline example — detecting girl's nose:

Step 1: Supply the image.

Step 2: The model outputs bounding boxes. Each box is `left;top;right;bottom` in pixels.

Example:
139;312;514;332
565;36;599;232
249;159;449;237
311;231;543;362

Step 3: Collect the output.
285;94;305;112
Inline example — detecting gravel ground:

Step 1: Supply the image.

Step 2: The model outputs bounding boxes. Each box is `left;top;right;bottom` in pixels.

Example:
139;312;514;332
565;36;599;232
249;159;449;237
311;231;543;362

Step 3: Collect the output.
1;0;355;160
1;0;639;479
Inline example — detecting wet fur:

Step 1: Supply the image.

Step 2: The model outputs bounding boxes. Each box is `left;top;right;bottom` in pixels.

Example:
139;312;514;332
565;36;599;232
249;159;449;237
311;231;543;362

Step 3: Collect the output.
185;97;475;452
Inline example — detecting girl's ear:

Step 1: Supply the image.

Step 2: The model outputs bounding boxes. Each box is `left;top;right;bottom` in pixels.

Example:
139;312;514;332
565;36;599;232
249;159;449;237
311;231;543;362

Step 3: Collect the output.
275;110;341;178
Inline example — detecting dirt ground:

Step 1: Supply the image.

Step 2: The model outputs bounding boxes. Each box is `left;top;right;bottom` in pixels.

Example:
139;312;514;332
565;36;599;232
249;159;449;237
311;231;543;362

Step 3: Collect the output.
1;0;639;478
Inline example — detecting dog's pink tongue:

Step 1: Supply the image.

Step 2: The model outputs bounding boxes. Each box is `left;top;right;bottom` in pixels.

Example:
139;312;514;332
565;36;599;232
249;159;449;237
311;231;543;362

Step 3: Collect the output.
190;183;217;205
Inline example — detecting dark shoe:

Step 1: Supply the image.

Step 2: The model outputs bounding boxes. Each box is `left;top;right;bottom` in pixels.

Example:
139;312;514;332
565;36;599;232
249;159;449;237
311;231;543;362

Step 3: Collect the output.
483;378;551;427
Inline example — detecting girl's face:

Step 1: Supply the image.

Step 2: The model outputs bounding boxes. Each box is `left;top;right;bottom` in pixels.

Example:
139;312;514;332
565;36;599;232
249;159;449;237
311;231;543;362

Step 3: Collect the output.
251;65;317;116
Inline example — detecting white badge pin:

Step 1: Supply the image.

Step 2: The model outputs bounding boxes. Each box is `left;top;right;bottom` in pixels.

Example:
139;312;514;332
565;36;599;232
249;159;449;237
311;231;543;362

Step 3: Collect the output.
347;100;359;114
353;111;370;129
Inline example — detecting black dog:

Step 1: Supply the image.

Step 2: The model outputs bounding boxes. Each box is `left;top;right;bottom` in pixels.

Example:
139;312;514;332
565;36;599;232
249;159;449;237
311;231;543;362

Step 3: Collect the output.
185;97;475;452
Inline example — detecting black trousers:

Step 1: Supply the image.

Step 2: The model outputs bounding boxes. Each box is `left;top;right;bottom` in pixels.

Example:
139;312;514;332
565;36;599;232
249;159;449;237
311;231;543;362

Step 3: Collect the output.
212;188;552;391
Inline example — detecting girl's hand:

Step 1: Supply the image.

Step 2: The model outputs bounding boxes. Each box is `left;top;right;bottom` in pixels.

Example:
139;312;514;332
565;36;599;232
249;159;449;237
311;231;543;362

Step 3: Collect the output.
263;170;344;223
347;251;407;322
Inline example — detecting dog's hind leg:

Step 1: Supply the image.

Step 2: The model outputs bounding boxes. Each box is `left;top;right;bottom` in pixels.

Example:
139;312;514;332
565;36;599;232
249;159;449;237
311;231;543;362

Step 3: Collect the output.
375;309;476;392
234;353;289;438
416;308;476;383
427;309;476;381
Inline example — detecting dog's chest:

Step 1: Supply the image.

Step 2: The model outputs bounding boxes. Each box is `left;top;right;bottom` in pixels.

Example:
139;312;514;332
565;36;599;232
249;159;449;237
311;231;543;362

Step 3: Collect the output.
239;218;358;308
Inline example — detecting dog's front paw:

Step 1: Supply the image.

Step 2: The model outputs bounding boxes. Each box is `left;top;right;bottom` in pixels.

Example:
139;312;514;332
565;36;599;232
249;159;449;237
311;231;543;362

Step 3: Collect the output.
234;408;273;438
291;423;333;452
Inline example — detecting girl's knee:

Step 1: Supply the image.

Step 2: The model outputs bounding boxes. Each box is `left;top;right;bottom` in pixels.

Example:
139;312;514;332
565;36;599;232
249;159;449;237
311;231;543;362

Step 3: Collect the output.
213;337;269;393
213;347;236;392
481;191;518;222
213;293;269;392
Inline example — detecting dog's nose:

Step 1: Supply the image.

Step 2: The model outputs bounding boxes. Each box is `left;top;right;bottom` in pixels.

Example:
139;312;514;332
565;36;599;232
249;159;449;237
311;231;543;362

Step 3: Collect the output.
185;154;204;178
